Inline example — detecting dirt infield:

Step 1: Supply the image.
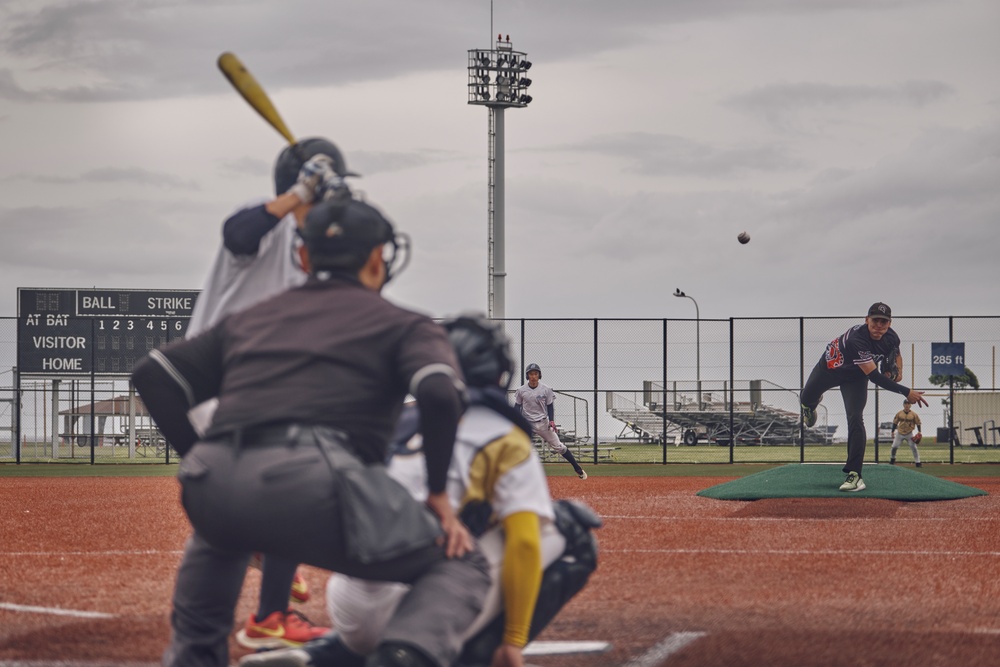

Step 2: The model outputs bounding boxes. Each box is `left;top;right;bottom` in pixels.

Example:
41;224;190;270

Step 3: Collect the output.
1;474;998;666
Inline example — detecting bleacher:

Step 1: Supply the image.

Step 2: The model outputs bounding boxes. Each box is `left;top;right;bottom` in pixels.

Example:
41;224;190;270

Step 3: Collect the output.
607;383;832;446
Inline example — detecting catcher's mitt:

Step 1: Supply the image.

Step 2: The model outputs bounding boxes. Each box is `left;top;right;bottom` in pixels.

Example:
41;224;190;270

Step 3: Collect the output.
912;432;922;444
882;347;900;380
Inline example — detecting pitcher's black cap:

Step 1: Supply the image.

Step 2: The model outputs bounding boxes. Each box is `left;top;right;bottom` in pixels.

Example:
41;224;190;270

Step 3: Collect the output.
868;302;891;318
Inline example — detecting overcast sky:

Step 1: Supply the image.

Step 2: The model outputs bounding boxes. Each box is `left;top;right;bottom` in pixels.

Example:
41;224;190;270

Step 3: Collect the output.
1;0;997;321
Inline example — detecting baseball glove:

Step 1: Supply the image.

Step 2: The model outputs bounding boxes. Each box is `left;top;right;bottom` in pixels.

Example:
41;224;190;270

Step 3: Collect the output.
882;347;900;381
913;432;922;444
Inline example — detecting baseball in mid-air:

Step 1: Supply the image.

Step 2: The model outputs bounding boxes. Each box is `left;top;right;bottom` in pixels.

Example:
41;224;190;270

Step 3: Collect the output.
738;231;750;244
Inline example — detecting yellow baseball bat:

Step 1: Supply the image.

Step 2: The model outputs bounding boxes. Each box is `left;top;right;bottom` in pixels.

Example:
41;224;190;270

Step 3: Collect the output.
217;52;296;145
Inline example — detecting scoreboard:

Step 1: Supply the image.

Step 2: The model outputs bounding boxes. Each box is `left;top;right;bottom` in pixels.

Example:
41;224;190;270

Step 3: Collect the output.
17;288;199;375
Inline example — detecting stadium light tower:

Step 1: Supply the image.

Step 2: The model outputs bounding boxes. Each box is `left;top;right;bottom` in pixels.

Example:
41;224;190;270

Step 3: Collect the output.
467;33;533;319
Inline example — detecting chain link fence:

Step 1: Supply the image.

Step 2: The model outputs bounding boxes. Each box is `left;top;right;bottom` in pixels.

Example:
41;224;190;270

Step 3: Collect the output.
2;315;998;465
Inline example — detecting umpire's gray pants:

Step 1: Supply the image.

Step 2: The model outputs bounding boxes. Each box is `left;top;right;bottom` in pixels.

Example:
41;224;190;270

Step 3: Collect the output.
163;427;490;667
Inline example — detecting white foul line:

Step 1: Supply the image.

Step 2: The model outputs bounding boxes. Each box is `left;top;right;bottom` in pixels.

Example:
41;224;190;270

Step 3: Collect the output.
0;550;183;557
1;663;157;667
621;631;706;667
0;602;114;619
601;514;1000;523
600;515;999;522
605;547;1000;557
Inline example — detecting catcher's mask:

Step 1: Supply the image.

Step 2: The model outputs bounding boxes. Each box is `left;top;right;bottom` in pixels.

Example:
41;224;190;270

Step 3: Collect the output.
273;137;359;196
300;197;410;283
443;314;514;390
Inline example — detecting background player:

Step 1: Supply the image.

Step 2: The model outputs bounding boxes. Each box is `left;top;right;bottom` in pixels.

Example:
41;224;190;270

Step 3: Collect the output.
514;364;587;479
241;315;600;667
800;302;927;492
890;399;923;467
179;138;356;654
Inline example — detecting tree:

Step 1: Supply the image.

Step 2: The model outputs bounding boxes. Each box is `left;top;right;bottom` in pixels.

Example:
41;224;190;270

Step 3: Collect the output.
928;367;980;407
928;367;980;390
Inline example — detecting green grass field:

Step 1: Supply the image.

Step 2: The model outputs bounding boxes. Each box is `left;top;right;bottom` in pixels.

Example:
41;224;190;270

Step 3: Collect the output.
3;460;998;480
6;436;1000;472
537;440;1000;465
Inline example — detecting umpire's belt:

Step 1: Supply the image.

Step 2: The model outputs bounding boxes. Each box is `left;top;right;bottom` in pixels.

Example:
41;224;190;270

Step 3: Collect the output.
212;423;345;448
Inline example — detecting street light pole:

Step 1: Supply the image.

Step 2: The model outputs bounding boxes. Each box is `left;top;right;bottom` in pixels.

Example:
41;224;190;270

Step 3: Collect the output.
674;288;700;407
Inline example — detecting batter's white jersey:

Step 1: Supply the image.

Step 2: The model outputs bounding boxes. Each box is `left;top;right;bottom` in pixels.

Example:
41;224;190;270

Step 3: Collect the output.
186;201;307;337
514;382;556;425
186;201;308;434
326;404;564;655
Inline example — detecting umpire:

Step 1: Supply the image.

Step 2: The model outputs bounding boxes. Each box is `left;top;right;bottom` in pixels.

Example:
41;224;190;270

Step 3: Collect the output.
132;195;489;667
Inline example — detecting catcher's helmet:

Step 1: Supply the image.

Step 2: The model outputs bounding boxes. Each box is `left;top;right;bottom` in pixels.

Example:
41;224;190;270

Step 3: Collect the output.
274;137;359;196
300;197;410;282
525;362;542;379
443;314;514;390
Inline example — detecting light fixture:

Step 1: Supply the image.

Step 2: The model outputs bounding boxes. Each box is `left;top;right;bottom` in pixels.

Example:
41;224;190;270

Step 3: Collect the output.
518;77;532;87
520;60;532;70
673;288;701;406
518;94;532;104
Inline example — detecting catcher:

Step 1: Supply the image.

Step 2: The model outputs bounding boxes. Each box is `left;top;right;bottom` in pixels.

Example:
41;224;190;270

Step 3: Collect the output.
890;399;923;467
240;314;600;667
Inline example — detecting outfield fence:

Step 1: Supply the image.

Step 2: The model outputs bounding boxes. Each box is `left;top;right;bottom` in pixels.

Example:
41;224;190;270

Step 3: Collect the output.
1;315;998;465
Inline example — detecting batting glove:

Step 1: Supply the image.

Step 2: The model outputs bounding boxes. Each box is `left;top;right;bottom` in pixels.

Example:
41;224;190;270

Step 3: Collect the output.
549;420;558;432
289;154;335;204
317;171;352;203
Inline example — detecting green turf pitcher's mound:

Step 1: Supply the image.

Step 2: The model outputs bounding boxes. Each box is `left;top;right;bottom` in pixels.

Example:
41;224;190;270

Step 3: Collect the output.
697;464;987;501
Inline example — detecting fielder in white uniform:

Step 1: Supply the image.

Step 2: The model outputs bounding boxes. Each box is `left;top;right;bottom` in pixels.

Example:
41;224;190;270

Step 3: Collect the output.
514;363;587;479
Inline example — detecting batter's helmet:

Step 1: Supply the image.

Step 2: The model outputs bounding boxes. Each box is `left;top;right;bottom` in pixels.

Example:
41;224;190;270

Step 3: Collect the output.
300;197;410;282
525;362;542;379
274;137;359;196
443;314;514;390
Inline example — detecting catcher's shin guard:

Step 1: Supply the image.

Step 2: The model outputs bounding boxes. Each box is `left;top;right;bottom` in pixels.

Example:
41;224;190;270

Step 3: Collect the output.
455;500;601;667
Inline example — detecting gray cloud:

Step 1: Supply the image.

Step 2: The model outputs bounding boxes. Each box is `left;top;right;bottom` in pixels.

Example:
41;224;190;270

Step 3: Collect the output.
216;149;467;188
545;132;803;177
220;157;271;180
727;80;956;126
499;121;1000;318
776;124;999;225
0;199;213;275
0;0;928;103
350;149;464;175
4;167;199;189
